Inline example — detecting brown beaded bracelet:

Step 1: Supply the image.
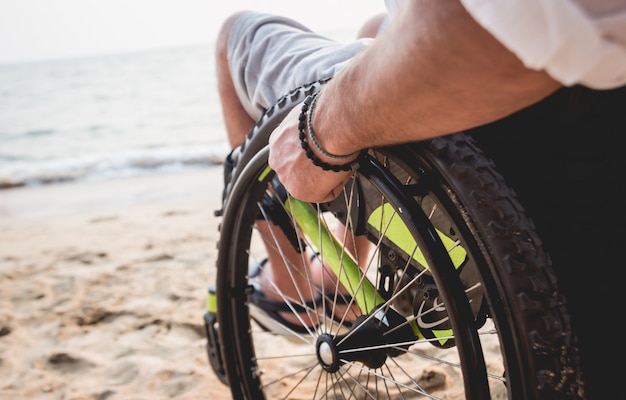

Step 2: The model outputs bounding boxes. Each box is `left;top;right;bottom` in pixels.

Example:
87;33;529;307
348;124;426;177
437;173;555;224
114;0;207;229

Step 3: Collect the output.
298;95;362;172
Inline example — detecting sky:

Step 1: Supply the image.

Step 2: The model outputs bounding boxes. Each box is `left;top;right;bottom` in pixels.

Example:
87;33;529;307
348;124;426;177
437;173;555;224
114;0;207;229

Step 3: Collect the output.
0;0;387;65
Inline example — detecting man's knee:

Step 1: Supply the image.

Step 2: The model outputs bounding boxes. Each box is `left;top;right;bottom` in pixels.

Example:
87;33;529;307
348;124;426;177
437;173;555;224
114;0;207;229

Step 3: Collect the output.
216;11;250;61
356;13;389;39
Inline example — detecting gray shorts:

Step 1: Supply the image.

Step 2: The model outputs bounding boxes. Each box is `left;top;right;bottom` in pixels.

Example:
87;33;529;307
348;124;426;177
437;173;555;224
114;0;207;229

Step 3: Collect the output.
228;11;373;121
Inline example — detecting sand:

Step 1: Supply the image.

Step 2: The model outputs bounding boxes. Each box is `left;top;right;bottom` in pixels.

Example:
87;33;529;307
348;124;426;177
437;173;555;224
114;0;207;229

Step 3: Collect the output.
0;166;511;399
0;168;232;399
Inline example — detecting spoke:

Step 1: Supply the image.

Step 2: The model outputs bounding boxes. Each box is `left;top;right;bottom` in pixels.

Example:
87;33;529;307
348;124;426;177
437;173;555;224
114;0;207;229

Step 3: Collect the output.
273;192;323;318
337;364;379;400
259;361;319;395
339;361;442;399
256;203;320;331
382;362;410;400
255;351;317;360
386;357;422;397
280;363;323;400
335;206;407;347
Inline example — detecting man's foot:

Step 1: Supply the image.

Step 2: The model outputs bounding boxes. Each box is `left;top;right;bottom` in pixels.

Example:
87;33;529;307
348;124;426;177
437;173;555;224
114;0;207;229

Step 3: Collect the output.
248;259;321;335
309;253;362;324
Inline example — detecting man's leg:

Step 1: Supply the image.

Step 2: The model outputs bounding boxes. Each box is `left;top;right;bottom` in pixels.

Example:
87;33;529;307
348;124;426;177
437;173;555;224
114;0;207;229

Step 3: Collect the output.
216;12;256;149
216;11;379;326
216;13;318;328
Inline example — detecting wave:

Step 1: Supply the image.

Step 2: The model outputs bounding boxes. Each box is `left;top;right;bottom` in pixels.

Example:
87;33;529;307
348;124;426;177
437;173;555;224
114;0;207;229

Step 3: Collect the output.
0;144;229;189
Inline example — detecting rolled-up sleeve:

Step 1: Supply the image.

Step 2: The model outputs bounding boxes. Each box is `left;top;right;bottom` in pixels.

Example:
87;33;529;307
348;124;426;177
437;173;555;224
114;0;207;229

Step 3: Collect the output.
459;0;626;89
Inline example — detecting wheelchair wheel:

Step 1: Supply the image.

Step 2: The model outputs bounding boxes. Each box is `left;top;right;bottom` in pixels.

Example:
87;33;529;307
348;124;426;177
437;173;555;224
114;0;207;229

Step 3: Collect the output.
213;82;585;399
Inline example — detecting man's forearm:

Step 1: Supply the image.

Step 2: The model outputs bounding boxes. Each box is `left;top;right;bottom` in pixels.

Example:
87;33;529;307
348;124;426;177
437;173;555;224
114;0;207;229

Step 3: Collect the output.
312;0;561;156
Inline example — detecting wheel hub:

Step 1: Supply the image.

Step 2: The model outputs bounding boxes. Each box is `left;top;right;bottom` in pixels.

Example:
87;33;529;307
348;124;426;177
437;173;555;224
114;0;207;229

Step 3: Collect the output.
315;308;414;373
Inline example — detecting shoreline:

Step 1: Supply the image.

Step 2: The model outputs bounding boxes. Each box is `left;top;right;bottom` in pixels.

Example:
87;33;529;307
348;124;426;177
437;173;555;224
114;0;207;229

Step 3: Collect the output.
0;167;224;220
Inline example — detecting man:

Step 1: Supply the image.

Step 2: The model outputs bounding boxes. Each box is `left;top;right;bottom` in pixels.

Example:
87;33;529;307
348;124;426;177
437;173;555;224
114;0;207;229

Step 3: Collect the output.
216;1;626;397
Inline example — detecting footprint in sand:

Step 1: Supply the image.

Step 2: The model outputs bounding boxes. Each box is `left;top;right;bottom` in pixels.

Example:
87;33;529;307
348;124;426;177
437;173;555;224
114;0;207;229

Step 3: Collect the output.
46;352;95;373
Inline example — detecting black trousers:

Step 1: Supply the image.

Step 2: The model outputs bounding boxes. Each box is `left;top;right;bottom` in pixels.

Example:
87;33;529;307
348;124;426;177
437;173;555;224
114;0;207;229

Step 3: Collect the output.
468;85;626;398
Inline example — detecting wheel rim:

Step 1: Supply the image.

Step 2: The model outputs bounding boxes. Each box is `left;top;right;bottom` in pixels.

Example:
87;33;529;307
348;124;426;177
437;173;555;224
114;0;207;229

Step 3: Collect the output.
217;147;508;399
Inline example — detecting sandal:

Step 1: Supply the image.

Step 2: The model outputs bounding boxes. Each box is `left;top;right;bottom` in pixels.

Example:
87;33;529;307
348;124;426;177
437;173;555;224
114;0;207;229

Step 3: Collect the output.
248;259;322;334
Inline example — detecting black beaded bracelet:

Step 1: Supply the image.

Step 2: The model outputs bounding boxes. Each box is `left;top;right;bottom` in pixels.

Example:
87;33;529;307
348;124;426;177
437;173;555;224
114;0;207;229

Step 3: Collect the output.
307;92;359;160
298;95;361;172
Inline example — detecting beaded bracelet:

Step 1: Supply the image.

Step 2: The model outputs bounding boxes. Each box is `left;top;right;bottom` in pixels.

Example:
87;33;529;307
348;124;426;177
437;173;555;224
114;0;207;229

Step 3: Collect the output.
298;95;361;172
307;92;359;160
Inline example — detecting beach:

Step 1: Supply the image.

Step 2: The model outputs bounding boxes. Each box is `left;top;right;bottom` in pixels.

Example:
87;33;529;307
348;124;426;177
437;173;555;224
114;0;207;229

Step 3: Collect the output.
0;167;233;399
1;163;511;400
0;163;494;400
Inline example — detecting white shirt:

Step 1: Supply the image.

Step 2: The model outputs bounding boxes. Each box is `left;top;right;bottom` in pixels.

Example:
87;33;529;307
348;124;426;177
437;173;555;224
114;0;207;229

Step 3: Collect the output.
385;0;626;89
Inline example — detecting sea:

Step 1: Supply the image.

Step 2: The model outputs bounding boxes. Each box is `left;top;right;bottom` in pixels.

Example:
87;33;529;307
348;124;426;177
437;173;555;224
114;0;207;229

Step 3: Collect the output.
0;44;230;190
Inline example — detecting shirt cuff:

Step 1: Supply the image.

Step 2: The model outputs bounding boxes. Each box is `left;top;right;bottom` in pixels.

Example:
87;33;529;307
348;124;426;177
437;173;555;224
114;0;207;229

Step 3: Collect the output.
459;0;626;89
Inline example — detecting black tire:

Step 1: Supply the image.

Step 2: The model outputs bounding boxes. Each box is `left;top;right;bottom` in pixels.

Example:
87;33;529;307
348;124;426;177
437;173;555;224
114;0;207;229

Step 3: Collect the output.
214;82;585;399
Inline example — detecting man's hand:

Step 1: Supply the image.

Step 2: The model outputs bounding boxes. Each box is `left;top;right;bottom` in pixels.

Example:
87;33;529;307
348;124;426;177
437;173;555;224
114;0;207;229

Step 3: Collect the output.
268;104;355;203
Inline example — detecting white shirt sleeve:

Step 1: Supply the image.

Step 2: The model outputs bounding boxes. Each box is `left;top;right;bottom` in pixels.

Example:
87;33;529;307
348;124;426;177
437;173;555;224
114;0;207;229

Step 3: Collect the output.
459;0;626;89
384;0;403;19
